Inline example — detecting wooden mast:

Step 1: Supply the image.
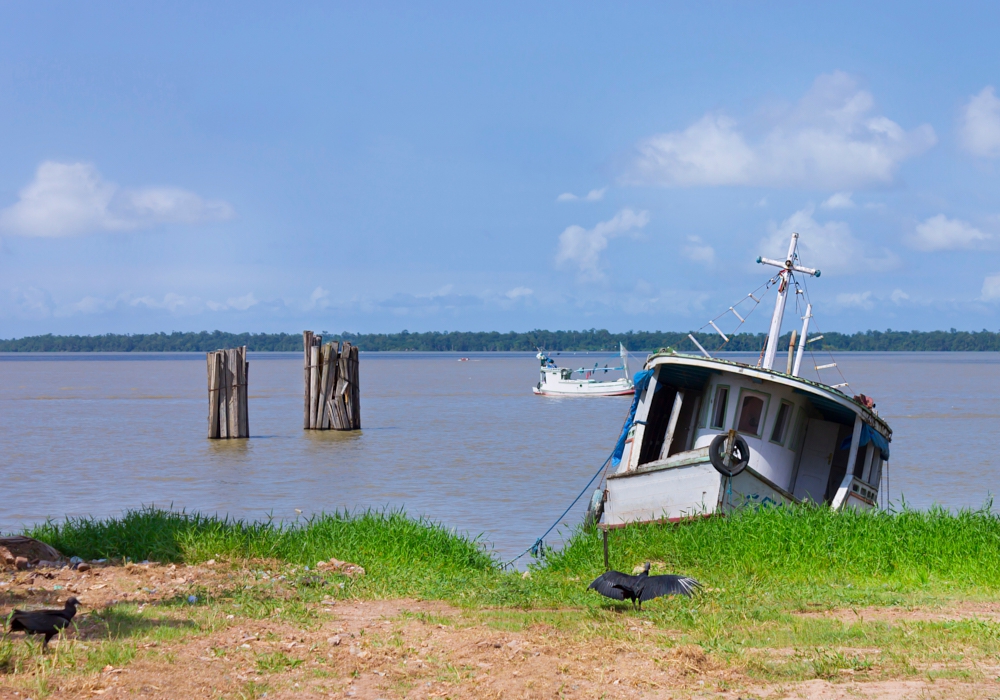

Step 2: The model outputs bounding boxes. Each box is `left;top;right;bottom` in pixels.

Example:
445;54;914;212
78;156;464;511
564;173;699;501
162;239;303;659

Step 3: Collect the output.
757;232;820;371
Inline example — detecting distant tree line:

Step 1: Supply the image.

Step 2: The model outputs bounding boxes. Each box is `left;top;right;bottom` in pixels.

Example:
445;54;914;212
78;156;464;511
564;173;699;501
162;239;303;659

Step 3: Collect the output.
1;328;999;352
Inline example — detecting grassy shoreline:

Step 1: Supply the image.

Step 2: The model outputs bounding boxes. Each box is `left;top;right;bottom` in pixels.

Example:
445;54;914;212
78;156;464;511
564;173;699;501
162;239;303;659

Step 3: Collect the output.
6;505;1000;696
26;505;1000;599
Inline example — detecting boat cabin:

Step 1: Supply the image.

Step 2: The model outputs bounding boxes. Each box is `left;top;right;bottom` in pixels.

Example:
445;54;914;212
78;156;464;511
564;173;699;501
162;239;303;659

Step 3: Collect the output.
604;353;891;525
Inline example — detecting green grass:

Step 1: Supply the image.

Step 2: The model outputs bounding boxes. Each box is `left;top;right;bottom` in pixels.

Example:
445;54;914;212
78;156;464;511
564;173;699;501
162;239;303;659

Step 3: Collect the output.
13;504;1000;688
256;651;303;673
547;503;1000;593
23;503;1000;606
26;507;497;598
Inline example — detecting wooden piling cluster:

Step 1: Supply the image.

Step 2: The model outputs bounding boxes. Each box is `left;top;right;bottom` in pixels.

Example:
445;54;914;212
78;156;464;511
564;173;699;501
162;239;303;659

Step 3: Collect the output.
207;346;249;439
303;331;360;430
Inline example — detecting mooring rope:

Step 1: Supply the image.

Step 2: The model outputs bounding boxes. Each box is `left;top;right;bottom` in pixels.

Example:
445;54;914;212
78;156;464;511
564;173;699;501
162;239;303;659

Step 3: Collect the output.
502;448;615;570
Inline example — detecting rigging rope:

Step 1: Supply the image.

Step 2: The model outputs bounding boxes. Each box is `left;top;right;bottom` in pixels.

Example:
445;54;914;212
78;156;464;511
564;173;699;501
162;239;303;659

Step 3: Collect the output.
797;272;854;393
502;448;615;569
503;393;634;570
690;275;779;354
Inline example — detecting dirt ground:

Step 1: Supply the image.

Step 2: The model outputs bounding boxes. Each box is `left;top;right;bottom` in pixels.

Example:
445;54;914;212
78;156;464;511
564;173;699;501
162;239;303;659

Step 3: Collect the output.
2;562;999;699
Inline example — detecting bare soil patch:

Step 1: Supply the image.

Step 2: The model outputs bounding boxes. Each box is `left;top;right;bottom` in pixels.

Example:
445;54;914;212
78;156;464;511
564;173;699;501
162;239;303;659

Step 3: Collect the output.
795;602;1000;624
3;564;1000;699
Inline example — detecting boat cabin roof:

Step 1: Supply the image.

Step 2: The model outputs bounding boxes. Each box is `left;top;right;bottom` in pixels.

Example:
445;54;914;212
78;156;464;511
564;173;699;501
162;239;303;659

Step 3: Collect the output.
645;349;891;439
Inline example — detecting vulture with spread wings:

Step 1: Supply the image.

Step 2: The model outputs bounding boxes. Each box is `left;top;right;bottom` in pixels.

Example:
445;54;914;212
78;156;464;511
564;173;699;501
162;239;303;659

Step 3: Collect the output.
588;563;700;609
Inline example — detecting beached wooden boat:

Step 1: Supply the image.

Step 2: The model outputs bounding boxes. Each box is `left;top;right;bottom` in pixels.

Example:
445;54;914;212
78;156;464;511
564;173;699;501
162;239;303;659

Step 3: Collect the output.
597;233;892;526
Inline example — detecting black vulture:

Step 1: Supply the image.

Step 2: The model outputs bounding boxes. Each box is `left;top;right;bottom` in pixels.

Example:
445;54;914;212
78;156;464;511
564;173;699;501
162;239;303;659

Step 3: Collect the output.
588;563;700;610
6;597;80;649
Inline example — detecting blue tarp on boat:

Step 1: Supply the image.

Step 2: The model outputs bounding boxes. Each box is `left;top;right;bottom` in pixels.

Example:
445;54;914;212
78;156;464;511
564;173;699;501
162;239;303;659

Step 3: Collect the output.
611;369;655;467
839;422;891;460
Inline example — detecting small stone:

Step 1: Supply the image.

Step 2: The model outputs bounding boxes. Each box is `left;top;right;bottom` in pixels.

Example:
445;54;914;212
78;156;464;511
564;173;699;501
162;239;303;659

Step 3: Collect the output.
327;635;341;646
14;557;27;571
69;556;83;565
77;563;91;572
205;559;216;566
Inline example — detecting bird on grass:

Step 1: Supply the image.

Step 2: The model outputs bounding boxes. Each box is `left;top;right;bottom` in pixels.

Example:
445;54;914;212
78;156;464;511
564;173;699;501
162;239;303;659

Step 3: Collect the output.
588;563;700;610
5;597;80;650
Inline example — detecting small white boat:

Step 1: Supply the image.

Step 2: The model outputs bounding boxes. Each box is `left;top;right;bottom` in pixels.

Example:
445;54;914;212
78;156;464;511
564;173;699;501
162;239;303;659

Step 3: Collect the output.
592;233;893;527
533;344;635;397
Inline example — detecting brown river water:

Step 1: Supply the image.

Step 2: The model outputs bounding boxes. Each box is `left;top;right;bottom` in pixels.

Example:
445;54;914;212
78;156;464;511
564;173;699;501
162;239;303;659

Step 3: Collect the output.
1;352;997;561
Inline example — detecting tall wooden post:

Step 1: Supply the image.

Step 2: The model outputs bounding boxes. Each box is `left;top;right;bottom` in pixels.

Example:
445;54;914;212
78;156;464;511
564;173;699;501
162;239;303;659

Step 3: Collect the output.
207;346;249;439
303;332;360;430
302;331;313;430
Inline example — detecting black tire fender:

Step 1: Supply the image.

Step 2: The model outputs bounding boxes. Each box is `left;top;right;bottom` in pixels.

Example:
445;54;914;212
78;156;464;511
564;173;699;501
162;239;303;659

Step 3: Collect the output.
709;432;750;477
584;489;605;528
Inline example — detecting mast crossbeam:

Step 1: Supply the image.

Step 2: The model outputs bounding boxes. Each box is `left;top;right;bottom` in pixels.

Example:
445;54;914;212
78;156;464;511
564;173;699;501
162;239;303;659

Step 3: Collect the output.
758;232;820;371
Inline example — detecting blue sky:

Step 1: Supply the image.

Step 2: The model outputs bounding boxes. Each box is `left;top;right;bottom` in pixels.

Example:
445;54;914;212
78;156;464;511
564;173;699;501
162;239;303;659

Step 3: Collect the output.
1;2;999;337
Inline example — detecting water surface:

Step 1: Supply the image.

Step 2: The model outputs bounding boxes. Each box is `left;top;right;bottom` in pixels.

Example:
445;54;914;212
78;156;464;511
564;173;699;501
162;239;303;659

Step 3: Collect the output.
0;351;996;560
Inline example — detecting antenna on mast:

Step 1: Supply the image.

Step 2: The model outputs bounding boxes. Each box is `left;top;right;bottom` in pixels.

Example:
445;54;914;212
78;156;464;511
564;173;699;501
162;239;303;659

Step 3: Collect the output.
756;233;820;371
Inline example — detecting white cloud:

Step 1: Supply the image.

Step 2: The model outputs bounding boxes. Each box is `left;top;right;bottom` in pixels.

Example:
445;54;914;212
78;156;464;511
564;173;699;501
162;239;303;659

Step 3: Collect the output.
0;161;234;237
306;286;331;310
2;287;54;319
682;235;715;264
982;274;1000;301
761;206;897;275
625;72;936;189
556;187;607;203
959;87;1000;158
620;280;710;315
821;192;854;209
836;291;874;310
206;293;258;312
911;215;993;251
890;289;910;304
68;295;115;315
505;286;533;300
131;292;204;314
555;208;650;278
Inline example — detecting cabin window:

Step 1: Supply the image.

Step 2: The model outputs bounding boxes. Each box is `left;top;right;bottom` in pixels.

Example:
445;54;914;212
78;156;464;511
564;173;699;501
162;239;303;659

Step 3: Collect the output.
735;391;769;437
710;385;729;429
770;401;793;445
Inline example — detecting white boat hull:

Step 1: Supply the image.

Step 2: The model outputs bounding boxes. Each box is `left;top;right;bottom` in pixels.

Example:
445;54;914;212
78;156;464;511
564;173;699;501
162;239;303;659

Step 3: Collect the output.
533;378;634;397
603;450;797;525
600;352;891;527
